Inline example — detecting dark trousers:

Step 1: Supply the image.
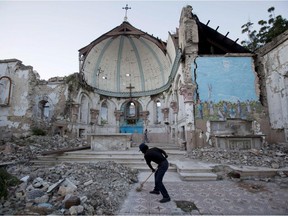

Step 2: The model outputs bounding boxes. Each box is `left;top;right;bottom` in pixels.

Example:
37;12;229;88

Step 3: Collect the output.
154;160;169;198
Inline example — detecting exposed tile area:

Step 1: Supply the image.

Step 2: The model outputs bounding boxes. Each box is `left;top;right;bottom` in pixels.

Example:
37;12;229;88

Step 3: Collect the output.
117;178;288;215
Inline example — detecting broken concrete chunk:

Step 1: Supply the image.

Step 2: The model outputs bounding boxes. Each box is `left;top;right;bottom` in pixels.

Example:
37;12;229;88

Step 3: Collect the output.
47;179;65;193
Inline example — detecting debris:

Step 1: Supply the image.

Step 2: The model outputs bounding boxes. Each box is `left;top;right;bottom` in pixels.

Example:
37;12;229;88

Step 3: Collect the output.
1;161;138;215
175;200;199;213
188;143;288;168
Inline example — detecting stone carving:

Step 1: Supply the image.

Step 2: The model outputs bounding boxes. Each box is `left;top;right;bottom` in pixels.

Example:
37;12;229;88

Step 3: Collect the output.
140;111;149;121
170;101;178;113
114;110;123;121
161;108;169;120
179;84;196;103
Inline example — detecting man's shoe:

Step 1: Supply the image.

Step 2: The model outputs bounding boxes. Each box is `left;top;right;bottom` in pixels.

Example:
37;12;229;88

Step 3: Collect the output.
159;197;171;203
149;190;160;195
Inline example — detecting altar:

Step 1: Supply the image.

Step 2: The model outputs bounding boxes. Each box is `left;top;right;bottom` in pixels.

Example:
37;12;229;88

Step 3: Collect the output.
88;133;132;151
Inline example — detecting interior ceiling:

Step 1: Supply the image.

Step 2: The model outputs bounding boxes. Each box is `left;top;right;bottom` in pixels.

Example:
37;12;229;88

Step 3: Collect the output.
80;21;172;94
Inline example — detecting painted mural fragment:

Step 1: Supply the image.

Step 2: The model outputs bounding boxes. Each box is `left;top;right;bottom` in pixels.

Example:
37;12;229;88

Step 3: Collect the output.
192;56;262;120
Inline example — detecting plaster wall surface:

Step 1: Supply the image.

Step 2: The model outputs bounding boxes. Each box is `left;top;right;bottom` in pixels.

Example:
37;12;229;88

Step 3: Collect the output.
0;60;35;137
262;39;288;129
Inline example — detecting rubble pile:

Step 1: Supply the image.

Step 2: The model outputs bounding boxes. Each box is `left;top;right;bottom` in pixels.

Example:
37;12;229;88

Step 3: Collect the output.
1;135;288;215
188;142;288;169
1;161;138;215
0;135;87;164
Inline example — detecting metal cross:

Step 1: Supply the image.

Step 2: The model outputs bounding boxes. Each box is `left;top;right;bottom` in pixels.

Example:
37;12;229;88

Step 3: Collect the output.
122;4;131;22
126;83;135;98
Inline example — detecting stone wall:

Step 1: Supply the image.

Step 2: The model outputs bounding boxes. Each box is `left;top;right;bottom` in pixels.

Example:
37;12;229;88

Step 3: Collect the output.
256;30;288;142
0;59;36;139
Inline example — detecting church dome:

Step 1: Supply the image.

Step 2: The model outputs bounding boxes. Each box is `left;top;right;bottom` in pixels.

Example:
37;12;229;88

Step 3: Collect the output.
79;21;173;97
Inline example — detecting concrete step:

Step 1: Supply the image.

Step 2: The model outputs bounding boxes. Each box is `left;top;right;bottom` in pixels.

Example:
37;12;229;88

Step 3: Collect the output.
132;143;180;150
31;148;218;181
179;172;218;181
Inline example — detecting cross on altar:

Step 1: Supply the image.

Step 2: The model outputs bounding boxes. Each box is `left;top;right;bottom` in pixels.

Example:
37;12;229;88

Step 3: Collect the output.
122;4;131;21
127;83;135;98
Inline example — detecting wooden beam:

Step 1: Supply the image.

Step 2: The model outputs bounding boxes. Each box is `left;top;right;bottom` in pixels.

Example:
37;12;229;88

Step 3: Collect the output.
41;145;90;156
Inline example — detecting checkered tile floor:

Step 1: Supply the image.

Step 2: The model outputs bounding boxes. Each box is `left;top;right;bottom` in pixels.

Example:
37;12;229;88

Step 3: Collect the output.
117;180;288;215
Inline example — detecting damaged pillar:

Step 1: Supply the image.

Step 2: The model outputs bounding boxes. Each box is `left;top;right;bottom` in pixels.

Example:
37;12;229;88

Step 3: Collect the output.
161;108;169;123
140;111;149;127
179;84;197;151
114;110;123;133
178;5;200;151
170;101;179;146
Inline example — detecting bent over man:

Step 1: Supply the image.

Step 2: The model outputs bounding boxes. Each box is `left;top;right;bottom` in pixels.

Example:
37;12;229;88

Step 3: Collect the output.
139;143;171;203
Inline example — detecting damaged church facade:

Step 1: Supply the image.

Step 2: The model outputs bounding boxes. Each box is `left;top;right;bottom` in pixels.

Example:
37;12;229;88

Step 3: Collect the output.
1;6;287;151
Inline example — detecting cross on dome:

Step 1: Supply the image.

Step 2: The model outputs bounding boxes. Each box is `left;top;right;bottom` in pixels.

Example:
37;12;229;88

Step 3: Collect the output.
122;4;131;22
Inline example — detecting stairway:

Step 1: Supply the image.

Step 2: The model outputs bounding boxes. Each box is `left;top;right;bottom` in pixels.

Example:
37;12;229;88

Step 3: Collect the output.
32;142;217;181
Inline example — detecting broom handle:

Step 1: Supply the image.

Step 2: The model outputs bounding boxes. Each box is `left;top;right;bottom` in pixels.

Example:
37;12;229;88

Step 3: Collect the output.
142;169;156;184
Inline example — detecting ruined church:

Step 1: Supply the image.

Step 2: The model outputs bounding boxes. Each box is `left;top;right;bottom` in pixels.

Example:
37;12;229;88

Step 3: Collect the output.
1;5;287;151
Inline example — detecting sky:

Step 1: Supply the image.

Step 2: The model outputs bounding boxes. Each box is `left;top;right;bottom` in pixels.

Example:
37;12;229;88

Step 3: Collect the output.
0;1;287;80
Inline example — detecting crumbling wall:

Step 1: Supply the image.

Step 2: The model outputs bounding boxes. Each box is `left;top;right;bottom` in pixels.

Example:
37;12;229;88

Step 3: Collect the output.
0;59;38;139
256;30;288;142
32;77;68;135
0;60;70;139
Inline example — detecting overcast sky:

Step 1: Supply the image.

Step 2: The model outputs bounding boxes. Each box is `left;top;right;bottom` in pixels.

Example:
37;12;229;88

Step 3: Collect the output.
1;0;287;80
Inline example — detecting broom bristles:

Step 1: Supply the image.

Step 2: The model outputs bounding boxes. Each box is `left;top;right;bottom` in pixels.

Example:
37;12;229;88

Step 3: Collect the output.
136;183;143;192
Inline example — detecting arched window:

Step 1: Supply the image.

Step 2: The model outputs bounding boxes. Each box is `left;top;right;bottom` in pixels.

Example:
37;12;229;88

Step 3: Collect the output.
156;100;162;124
128;101;136;117
80;95;89;124
0;76;12;106
39;100;50;120
124;100;139;125
100;101;108;124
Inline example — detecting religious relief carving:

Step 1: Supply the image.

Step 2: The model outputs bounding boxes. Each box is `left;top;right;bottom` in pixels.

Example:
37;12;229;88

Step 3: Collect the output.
140;111;149;121
90;109;99;124
179;84;196;103
114;110;123;121
170;101;178;113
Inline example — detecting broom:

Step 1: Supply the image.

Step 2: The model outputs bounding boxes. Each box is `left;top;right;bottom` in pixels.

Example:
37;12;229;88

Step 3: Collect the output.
136;171;155;192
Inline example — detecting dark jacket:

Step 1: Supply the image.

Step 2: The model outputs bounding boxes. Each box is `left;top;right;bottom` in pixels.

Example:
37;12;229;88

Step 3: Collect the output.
144;147;168;171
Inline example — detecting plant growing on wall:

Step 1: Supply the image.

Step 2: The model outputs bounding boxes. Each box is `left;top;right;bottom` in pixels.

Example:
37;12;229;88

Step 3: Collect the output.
241;6;288;51
65;72;94;94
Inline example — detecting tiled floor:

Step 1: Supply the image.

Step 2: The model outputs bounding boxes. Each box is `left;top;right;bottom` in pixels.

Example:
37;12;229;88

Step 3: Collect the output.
117;178;288;215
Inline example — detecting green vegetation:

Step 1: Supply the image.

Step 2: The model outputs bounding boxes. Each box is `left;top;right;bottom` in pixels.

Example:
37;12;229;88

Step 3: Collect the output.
241;7;288;52
31;127;46;136
66;72;94;93
0;168;21;199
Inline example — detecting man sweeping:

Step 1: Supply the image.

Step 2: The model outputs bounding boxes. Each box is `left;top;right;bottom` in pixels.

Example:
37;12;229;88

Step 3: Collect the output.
139;143;171;203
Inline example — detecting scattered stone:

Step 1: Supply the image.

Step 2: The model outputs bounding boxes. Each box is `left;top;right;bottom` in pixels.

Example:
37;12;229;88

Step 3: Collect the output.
1;161;138;215
0;135;287;215
64;195;81;209
188;142;288;168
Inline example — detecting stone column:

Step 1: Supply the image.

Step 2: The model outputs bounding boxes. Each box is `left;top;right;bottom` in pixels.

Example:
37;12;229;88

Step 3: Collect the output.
179;84;197;151
170;101;179;127
161;108;169;123
71;104;79;123
90;109;99;135
114;110;123;133
170;101;179;143
140;111;150;127
90;109;99;124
